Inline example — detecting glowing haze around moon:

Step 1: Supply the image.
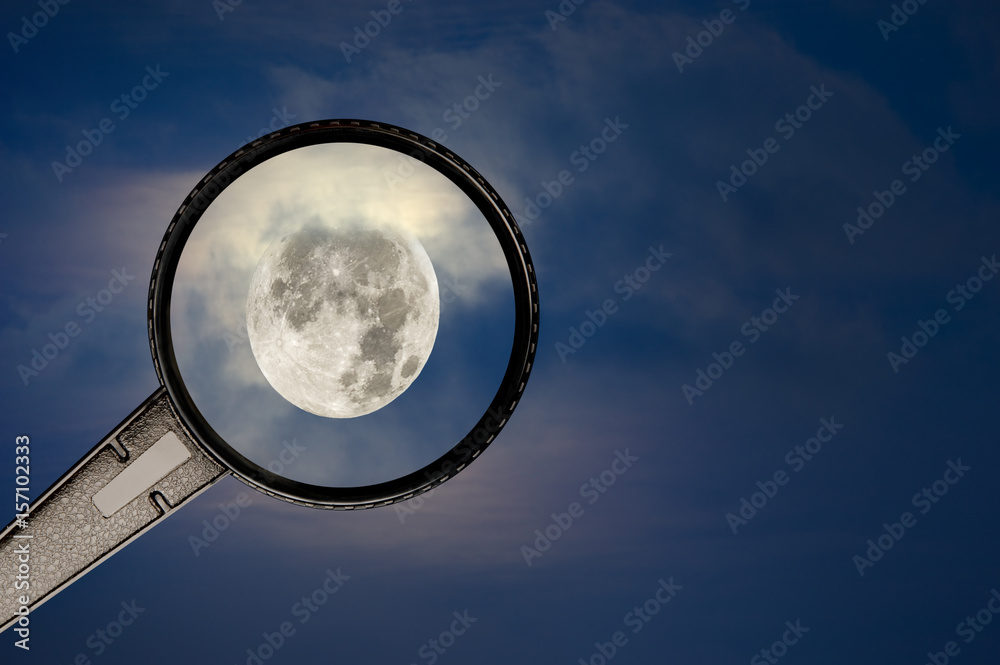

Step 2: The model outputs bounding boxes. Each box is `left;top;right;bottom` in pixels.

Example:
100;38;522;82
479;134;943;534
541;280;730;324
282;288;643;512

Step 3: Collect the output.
246;224;440;418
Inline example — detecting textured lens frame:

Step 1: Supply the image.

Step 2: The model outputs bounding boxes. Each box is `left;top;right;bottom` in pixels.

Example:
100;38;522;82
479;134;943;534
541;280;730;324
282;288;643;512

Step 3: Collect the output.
148;119;539;509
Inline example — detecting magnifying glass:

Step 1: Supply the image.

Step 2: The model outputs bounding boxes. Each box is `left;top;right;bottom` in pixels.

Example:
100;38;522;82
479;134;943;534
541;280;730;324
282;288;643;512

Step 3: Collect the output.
0;119;539;631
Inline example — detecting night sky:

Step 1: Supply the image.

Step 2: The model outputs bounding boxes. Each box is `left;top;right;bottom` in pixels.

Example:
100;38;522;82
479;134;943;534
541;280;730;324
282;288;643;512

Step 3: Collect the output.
2;0;1000;663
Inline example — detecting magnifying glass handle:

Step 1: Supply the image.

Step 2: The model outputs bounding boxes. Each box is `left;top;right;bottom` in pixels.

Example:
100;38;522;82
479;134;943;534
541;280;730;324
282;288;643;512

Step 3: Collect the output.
0;388;226;632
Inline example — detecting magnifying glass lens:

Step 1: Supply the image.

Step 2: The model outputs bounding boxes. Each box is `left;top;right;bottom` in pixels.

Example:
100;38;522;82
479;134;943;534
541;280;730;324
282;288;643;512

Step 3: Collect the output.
171;143;515;488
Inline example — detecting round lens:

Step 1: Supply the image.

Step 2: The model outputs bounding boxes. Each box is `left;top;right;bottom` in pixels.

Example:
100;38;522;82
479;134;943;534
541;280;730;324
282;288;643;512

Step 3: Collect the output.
150;122;539;508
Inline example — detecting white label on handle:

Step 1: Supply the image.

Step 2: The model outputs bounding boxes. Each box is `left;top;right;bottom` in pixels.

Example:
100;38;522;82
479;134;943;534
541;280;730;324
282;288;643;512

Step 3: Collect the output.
93;432;191;518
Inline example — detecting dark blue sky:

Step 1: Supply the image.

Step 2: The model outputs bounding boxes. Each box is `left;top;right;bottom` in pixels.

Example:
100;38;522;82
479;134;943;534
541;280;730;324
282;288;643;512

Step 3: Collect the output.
2;0;1000;663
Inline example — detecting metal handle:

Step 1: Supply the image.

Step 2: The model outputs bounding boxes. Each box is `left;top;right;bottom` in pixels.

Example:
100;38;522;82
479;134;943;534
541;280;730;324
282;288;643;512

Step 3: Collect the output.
0;388;226;632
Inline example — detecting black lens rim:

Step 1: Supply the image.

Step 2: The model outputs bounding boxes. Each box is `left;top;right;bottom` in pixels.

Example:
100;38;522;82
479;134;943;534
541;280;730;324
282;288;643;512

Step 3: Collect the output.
147;119;539;509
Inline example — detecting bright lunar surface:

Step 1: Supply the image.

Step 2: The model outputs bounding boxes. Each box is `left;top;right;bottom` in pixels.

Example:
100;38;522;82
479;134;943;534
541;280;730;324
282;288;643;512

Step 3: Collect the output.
246;224;440;418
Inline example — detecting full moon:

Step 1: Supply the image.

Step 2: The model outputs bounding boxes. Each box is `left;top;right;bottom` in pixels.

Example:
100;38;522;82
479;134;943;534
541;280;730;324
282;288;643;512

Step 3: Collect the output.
246;224;440;418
